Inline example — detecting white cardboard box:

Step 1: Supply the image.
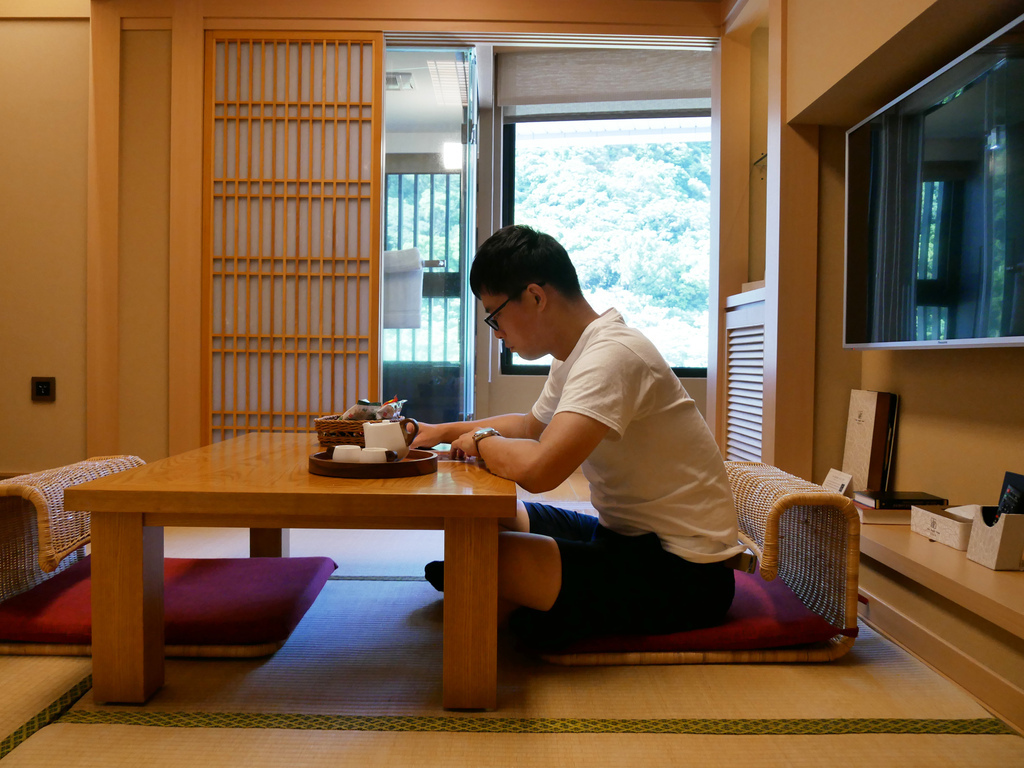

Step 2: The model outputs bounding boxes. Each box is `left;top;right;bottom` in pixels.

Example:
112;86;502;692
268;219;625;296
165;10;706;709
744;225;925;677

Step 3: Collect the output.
910;504;974;550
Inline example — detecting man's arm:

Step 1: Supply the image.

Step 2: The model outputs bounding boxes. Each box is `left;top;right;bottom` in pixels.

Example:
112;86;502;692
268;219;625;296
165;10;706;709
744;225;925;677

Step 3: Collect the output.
411;412;544;449
452;410;609;494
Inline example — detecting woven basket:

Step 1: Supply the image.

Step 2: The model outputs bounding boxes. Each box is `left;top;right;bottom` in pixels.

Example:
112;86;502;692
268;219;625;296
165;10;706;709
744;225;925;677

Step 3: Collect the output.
314;415;401;448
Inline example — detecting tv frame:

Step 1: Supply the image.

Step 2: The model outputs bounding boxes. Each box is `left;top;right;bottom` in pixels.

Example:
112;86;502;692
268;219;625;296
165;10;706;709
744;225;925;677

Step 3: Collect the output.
843;12;1024;351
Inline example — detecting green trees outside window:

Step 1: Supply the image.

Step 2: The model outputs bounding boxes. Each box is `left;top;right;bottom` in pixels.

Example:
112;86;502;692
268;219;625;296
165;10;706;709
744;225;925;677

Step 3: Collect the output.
508;116;712;373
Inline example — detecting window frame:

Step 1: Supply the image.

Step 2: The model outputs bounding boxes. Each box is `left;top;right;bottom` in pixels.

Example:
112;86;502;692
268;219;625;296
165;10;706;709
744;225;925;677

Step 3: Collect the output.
498;114;711;379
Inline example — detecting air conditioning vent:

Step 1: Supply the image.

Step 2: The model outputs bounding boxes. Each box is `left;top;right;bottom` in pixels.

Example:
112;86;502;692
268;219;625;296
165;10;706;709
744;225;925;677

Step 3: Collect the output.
385;71;414;90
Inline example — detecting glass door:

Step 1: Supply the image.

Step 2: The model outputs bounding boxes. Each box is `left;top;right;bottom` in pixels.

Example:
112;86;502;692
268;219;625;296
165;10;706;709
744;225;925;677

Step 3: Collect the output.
381;47;476;424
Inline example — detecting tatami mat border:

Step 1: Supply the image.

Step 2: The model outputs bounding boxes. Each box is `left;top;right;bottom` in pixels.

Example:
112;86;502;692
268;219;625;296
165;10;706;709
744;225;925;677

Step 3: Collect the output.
0;675;92;759
57;710;1016;736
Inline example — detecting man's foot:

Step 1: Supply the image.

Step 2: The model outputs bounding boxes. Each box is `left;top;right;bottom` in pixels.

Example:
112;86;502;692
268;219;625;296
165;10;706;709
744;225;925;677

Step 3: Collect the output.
424;560;444;592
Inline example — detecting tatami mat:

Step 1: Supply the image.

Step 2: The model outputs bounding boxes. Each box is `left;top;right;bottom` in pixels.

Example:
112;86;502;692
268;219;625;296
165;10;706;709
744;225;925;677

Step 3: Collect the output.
52;580;1012;722
6;726;1024;768
4;579;1023;765
5;492;1024;766
0;656;91;757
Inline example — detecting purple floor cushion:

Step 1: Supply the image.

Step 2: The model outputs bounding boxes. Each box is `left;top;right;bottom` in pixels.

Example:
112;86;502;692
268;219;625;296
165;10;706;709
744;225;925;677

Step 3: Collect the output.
553;570;841;655
0;556;336;646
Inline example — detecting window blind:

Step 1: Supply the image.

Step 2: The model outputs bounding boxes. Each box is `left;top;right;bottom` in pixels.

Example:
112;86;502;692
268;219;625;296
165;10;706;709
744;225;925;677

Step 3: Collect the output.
496;49;711;107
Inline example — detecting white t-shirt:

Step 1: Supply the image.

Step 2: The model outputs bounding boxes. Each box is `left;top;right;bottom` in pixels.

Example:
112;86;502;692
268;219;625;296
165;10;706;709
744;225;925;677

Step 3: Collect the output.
532;309;743;563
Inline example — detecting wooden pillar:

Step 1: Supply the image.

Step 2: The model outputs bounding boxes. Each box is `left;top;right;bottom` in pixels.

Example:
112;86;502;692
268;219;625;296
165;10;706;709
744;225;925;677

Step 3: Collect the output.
763;0;818;479
168;0;204;453
709;17;756;447
86;1;121;457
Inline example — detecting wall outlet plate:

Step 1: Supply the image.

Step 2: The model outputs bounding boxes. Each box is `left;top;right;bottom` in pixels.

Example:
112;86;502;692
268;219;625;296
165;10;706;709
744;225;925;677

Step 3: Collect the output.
31;377;56;402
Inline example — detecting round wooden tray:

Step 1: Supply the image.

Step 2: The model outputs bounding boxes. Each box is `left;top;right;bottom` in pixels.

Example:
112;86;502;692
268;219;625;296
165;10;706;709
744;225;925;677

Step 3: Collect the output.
308;448;438;479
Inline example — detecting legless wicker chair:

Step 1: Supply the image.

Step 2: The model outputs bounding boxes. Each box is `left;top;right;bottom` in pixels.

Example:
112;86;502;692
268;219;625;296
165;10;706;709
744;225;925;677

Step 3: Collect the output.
541;461;861;665
0;456;144;601
0;456;335;658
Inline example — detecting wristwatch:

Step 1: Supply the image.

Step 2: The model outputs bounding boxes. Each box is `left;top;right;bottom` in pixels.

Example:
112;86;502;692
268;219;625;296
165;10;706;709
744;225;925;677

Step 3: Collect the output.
472;427;501;447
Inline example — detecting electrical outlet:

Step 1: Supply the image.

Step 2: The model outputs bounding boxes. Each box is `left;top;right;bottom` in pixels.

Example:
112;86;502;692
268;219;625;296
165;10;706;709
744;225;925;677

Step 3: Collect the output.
31;377;56;402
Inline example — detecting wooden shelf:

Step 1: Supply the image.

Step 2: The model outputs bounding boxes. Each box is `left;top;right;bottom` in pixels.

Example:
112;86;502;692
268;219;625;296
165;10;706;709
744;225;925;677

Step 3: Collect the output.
860;523;1024;731
860;523;1024;641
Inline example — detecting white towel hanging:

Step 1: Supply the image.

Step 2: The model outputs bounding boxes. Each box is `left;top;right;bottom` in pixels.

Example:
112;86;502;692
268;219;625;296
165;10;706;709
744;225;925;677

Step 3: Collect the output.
382;248;424;329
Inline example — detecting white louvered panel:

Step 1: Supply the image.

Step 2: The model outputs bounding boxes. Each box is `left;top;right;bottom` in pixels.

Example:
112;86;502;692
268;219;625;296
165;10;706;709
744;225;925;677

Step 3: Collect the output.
724;321;765;462
725;440;761;462
726;419;762;443
728;409;762;431
726;430;762;456
727;393;763;412
729;402;762;418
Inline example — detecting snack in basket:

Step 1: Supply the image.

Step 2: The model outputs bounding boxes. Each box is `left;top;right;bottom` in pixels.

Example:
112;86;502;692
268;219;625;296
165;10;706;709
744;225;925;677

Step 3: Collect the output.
340;397;407;421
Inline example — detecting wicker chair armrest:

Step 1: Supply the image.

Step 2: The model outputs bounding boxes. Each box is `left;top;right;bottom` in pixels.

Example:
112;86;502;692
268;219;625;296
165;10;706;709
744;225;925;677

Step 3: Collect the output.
0;455;144;573
725;461;860;633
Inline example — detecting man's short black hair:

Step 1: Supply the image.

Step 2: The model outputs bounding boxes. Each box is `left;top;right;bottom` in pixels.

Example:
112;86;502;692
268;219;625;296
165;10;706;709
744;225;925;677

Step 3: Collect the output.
470;225;584;300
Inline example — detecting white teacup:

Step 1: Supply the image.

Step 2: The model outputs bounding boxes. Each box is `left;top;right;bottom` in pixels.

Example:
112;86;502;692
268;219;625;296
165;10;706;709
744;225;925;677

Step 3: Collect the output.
362;418;419;460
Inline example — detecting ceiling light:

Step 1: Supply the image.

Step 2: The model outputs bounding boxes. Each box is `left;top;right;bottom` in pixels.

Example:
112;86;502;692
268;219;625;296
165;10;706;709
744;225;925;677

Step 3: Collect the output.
443;142;462;170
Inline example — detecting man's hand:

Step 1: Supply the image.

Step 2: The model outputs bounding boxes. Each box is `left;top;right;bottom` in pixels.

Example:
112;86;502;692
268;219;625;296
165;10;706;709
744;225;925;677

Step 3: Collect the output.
410;421;447;449
450;429;480;460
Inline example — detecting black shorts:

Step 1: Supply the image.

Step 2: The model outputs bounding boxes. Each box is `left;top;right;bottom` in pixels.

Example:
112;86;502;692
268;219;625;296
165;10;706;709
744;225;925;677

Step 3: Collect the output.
509;502;735;651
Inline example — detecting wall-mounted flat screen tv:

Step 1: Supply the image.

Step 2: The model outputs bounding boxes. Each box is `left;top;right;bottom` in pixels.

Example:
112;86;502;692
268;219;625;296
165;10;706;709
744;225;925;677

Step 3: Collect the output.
845;13;1024;349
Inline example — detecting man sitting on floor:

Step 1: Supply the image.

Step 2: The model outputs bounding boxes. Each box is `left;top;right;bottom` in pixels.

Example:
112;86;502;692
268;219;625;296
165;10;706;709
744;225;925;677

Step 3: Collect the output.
412;224;742;650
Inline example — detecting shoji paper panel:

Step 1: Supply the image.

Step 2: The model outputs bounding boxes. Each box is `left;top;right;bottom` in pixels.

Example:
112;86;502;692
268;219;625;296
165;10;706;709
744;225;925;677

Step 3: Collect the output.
205;35;379;442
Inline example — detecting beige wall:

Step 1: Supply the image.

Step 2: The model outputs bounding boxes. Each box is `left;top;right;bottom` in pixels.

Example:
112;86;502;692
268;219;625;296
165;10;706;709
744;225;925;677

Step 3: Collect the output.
861;349;1024;506
785;0;934;122
0;23;173;474
811;126;861;486
787;0;1024;125
0;20;90;474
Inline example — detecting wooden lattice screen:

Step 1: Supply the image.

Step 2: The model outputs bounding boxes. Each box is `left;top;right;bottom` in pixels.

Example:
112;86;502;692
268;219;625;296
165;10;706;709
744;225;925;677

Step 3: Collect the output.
203;33;381;443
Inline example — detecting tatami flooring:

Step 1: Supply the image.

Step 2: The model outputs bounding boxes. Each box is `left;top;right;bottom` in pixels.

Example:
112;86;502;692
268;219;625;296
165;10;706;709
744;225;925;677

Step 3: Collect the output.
2;472;1024;765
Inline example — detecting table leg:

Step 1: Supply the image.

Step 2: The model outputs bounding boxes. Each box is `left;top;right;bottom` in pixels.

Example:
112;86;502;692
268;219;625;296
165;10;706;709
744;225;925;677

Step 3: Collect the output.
442;516;498;710
250;528;290;557
90;512;165;704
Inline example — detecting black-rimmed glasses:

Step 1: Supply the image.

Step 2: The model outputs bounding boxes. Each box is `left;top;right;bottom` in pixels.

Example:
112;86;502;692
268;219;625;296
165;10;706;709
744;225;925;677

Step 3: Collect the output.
482;283;544;331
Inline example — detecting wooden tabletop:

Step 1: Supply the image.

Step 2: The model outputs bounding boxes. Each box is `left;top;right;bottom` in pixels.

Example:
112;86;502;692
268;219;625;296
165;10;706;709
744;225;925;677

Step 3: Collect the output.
64;432;517;521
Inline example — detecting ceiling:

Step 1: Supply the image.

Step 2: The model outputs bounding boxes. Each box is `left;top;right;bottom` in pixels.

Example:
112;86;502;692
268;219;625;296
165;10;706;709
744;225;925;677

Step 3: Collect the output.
384;49;467;147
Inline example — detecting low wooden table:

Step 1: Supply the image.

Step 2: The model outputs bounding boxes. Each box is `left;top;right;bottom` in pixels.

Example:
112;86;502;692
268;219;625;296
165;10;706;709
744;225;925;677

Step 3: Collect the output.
64;432;517;710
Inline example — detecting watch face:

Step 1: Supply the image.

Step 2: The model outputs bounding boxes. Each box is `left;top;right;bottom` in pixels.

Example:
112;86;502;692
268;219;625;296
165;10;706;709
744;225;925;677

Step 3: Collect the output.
474;428;498;443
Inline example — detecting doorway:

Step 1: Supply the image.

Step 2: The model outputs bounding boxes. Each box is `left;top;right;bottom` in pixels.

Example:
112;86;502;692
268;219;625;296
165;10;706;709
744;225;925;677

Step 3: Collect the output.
381;48;477;424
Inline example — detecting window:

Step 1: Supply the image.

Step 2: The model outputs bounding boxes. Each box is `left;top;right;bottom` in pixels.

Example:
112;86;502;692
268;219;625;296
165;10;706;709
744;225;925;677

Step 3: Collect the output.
501;115;712;376
383;171;463;364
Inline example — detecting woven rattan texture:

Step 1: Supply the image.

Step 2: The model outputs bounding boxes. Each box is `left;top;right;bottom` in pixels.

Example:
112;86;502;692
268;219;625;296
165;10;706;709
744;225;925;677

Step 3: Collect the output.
0;497;85;601
314;416;373;448
724;461;859;633
0;456;144;575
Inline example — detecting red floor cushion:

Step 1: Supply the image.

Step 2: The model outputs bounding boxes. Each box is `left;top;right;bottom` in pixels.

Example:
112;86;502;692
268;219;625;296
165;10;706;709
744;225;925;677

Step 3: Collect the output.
0;556;336;646
554;570;841;655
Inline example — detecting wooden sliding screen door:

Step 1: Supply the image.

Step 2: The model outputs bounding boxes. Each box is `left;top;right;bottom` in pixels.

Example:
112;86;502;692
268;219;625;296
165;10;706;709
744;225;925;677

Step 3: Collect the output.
203;33;382;443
